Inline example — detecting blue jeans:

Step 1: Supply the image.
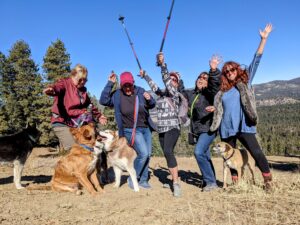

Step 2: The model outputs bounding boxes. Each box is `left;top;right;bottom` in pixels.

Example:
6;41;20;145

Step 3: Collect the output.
124;127;152;183
194;132;217;186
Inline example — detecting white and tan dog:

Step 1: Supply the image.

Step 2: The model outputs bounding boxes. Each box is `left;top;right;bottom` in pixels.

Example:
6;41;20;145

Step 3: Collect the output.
213;142;256;188
99;130;139;192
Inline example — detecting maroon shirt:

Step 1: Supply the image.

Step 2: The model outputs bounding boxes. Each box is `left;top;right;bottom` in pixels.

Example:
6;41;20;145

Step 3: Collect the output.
49;77;102;126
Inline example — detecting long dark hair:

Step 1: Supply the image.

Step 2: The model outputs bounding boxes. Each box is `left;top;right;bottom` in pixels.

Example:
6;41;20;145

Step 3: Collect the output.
194;72;209;92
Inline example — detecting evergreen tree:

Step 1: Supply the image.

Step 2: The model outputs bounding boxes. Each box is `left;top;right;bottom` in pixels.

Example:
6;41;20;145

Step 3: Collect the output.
43;39;71;82
102;107;117;131
0;52;10;133
5;41;43;132
0;52;5;106
41;39;71;145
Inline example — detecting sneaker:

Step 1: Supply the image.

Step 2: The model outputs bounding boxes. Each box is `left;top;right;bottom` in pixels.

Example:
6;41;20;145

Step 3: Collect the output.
139;181;151;189
173;183;181;197
203;184;218;192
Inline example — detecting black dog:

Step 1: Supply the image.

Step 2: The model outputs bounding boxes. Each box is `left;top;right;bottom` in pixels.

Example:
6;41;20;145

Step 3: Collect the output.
0;125;40;189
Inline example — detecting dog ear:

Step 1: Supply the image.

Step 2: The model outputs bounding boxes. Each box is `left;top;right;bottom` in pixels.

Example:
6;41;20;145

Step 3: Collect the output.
114;130;119;138
88;122;94;128
70;127;77;136
225;143;232;152
83;129;92;140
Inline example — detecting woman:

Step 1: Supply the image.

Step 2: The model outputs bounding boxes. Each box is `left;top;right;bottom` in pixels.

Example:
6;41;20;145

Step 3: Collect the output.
183;55;222;192
140;53;183;197
43;64;107;151
100;71;156;190
209;24;273;190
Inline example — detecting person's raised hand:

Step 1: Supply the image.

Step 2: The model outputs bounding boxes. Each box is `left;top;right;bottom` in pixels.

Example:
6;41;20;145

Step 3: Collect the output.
108;71;117;83
43;87;55;95
143;92;151;101
139;69;146;78
259;23;273;40
156;52;164;66
98;115;107;126
209;54;223;71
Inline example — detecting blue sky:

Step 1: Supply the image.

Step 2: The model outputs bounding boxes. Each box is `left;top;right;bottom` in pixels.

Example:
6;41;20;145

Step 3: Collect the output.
1;0;300;97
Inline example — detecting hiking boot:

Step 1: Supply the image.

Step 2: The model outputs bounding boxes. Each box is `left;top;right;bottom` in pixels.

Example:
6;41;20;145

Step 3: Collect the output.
173;183;181;197
203;184;218;192
139;181;151;189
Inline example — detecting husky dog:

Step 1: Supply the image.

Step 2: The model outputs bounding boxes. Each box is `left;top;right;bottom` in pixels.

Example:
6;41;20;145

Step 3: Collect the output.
99;130;139;192
0;125;40;189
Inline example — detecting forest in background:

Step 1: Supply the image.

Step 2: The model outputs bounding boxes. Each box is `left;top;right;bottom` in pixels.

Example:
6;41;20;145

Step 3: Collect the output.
0;40;299;156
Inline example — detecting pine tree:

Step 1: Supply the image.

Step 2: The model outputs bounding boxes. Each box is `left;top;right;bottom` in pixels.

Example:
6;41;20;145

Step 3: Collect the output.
0;49;23;133
0;52;5;106
41;39;72;145
43;39;71;82
0;52;10;133
6;41;43;132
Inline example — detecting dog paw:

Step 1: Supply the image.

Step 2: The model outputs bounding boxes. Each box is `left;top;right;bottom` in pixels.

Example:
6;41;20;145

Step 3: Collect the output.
134;188;140;192
76;190;82;195
113;184;120;188
99;190;106;195
16;185;25;189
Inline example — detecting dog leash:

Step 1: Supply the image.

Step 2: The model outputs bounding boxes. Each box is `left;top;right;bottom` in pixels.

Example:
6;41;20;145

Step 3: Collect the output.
79;144;94;152
130;95;139;147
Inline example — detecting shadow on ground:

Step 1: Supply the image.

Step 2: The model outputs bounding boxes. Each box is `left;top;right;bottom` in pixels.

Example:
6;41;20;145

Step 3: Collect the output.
269;160;300;172
0;175;52;186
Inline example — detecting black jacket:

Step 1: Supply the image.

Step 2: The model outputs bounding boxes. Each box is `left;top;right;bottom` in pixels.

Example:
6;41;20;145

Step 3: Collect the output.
183;68;221;135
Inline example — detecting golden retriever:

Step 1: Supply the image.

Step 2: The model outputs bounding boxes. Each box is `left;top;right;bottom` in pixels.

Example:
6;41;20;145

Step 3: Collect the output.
51;123;104;196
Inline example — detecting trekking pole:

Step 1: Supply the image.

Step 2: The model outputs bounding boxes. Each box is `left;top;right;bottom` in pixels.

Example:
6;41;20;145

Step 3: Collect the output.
118;15;142;70
159;0;176;53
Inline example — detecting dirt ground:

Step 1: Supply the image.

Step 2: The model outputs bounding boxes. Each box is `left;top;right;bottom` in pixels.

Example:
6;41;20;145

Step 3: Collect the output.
0;147;299;225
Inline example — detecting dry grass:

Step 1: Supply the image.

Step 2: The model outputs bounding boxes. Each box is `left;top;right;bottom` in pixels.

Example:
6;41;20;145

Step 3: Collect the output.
0;149;299;225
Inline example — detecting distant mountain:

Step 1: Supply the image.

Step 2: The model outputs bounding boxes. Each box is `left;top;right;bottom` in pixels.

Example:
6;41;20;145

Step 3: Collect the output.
99;77;300;107
253;77;300;106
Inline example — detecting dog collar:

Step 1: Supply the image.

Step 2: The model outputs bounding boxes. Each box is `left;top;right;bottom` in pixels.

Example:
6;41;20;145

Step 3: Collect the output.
79;144;94;152
223;148;235;162
27;134;37;143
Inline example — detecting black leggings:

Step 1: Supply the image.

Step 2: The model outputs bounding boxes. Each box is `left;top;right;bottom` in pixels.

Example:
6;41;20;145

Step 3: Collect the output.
222;133;270;176
159;128;180;168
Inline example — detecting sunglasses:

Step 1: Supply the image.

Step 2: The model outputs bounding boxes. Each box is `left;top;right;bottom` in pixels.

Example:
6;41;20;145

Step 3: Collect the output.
224;68;236;75
171;77;178;83
123;83;133;88
77;78;87;83
199;75;208;81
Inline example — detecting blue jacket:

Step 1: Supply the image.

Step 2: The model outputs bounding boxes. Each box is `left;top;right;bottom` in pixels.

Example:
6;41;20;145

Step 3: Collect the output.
100;81;156;137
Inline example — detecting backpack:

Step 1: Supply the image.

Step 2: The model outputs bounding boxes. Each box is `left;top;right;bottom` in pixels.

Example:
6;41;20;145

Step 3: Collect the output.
149;92;190;129
175;92;190;127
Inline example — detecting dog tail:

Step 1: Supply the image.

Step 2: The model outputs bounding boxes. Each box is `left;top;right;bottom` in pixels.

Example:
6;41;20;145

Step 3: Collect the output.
26;185;52;191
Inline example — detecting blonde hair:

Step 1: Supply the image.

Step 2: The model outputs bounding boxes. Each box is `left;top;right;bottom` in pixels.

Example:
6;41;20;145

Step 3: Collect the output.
71;64;88;79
